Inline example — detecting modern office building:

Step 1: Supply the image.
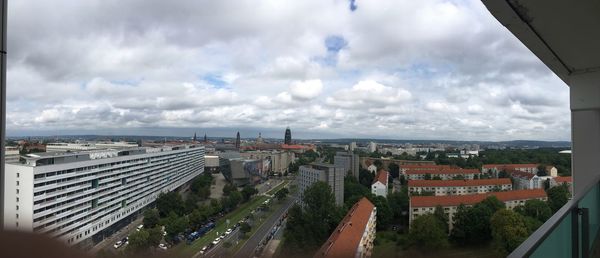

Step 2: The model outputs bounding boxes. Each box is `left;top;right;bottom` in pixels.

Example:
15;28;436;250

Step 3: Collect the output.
240;150;295;175
314;197;376;258
45;142;139;152
2;145;205;247
409;189;547;230
371;170;389;198
4;146;19;164
220;157;267;186
284;127;292;145
334;151;360;179
299;163;345;206
408;178;512;196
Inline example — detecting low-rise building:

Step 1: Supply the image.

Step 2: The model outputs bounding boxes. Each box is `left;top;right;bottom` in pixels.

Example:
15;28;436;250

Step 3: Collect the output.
314;197;376;258
551;176;573;193
408;178;512;196
372;170;389;198
405;168;480;180
482;163;539;177
409;189;547;230
399;164;452;174
511;170;553;190
299;163;345;206
204;155;220;173
5;146;20;164
240;150;295;174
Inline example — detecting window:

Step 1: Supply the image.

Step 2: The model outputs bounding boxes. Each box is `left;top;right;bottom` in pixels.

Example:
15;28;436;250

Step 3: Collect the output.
17;173;20;178
16;205;19;210
16;181;19;186
16;197;19;202
16;189;19;194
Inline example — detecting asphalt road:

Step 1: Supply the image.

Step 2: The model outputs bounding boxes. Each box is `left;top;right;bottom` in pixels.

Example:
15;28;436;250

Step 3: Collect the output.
233;196;297;258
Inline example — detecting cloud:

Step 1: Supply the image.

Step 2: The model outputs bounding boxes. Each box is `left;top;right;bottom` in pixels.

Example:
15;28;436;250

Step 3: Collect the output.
5;0;570;141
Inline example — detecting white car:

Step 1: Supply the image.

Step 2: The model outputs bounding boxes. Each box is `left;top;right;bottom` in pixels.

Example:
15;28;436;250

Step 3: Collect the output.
158;243;167;250
113;240;123;249
200;246;208;254
219;234;225;240
136;224;144;231
212;238;220;245
225;228;233;235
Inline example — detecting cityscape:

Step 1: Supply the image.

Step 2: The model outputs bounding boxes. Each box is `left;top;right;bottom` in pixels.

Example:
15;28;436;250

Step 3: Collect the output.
0;1;595;258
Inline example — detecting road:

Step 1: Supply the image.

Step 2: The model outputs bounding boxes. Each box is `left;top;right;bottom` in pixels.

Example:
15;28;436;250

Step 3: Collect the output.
233;196;297;258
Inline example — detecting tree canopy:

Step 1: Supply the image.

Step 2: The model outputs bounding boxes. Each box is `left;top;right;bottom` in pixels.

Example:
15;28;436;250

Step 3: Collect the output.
491;209;529;256
547;184;570;212
409;214;449;249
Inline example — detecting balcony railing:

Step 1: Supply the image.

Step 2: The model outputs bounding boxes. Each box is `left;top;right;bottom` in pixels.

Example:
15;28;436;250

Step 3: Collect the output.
510;176;599;258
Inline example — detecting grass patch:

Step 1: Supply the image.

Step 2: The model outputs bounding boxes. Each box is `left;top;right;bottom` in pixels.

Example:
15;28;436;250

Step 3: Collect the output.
265;180;289;196
170;195;269;257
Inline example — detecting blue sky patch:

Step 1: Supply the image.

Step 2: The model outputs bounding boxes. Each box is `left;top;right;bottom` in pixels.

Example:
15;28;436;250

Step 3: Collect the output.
325;35;348;53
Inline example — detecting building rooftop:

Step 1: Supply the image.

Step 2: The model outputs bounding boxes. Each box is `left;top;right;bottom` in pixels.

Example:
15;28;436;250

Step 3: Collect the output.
411;189;547;208
373;170;388;185
401;164;452;170
408;178;512;187
483;163;538;169
405;168;480;175
554;176;572;183
509;170;536;180
315;197;375;258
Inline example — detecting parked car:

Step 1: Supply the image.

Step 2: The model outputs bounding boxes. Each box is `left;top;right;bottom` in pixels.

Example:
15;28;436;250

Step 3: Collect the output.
113;240;123;249
158;243;168;250
200;246;208;254
225;228;233;235
212;238;220;245
136;224;144;231
219;234;225;240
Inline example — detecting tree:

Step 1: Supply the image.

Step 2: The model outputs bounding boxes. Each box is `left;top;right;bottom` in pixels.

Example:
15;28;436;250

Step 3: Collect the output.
368;195;393;229
283;182;343;255
522;199;552;222
241;185;258;202
388;189;409;224
222;191;242;211
189;209;208;229
491;209;529;256
498;170;509;178
409;214;449;249
184;194;200;213
359;169;374;188
451;197;505;245
143;209;160;229
164;212;189;240
373;160;383;169
275;187;290;201
388;163;400;179
547;184;570;212
239;222;251;235
223;184;237;196
147;226;163;247
128;229;150;252
537;165;548;176
424;173;432;180
156;192;184;217
432;175;442;180
434;205;449;233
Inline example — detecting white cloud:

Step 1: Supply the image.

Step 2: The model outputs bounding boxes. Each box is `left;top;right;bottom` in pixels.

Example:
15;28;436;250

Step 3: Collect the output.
289;79;323;100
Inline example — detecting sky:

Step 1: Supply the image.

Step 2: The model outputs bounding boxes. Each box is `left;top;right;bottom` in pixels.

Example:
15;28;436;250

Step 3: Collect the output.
6;0;571;141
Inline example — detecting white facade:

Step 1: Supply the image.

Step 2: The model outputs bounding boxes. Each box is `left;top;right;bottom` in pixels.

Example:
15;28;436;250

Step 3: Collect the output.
367;164;377;174
3;145;205;246
298;164;345;206
409;182;512;196
371;181;387;198
367;142;377;153
240;150;295;174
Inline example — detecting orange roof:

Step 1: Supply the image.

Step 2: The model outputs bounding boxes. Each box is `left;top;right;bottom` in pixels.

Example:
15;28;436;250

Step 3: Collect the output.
410;189;547;208
408;178;511;187
483;164;538;169
373;170;389;185
315;197;375;258
401;164;452;170
554;176;572;183
281;144;308;149
405;168;480;175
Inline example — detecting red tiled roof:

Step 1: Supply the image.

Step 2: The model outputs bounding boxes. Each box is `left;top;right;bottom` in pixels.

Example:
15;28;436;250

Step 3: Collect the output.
408;178;511;187
554;176;572;183
405;168;480;175
410;189;547;208
509;170;535;180
373;170;389;185
315;197;375;258
401;164;452;170
483;164;538;169
281;144;307;149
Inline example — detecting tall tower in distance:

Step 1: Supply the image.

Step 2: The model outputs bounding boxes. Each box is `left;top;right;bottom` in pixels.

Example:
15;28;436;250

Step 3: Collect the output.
284;127;292;145
204;133;207;143
235;131;241;149
193;132;197;142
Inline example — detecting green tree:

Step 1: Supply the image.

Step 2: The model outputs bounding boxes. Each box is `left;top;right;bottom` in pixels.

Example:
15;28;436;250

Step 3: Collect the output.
490;209;529;256
143;209;160;229
537;165;548;176
451;197;505;245
388;163;400;179
359;169;375;188
128;229;150;252
164;212;189;240
147;226;163;247
184;194;200;213
434;205;449;233
432;175;442;180
156;192;184;217
240;221;251;235
523;199;552;222
241;185;258;202
275;187;290;201
547;185;570;212
424;173;432;180
498;170;509;178
409;214;449;249
368;195;393;229
222;184;237;196
189;209;208;229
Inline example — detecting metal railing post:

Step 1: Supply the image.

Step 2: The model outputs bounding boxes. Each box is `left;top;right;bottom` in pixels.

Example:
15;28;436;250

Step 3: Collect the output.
581;208;590;258
573;208;580;258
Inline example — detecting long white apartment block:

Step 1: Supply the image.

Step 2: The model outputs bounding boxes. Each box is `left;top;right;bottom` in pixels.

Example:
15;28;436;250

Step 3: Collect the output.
3;144;205;246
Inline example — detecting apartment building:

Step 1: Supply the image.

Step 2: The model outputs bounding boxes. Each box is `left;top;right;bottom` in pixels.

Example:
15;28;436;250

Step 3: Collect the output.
314;197;376;258
408;178;512;196
482;163;539;176
399;164;452;174
405;168;480;180
510;170;554;190
409;189;547;230
3;145;205;246
334;151;360;180
299;163;345;206
551;176;573;193
240;150;295;174
371;170;389;198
